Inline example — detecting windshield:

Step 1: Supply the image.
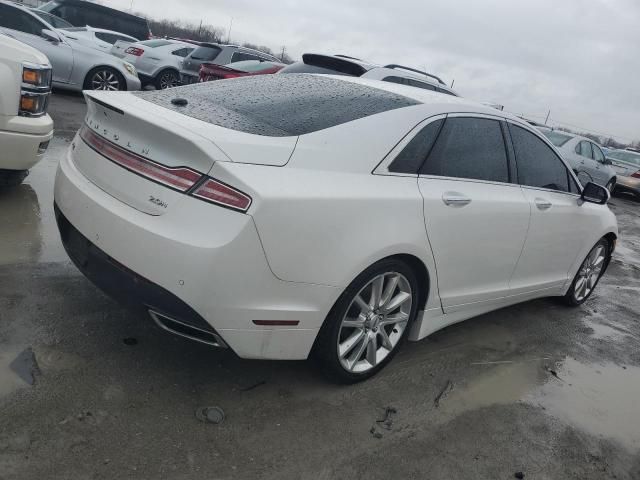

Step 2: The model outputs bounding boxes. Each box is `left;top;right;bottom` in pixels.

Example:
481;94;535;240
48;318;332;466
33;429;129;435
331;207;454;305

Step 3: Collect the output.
31;9;73;28
607;150;640;166
190;46;222;61
542;130;573;147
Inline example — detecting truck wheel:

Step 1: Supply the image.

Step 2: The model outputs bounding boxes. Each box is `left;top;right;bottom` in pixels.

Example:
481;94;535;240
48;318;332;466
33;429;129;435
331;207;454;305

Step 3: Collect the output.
0;169;29;188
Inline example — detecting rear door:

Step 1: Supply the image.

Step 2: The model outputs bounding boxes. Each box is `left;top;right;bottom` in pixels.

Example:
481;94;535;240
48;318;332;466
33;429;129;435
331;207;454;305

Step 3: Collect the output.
417;115;530;309
590;143;612;185
574;141;600;184
507;123;587;293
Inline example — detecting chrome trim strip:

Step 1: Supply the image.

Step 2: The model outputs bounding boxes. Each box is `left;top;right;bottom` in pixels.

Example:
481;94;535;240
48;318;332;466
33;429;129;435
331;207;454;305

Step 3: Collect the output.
149;310;228;348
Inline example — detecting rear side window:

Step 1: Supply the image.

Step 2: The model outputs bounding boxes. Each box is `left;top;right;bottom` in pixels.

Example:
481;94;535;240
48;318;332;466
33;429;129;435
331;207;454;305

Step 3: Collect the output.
171;47;193;57
190;46;222;61
134;74;420;137
510;125;570;192
592;144;605;162
420;117;509;183
388;119;444;174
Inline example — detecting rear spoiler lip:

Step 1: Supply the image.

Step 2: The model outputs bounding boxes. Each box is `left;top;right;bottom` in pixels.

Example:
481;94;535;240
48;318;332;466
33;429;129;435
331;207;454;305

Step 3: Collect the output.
87;96;124;115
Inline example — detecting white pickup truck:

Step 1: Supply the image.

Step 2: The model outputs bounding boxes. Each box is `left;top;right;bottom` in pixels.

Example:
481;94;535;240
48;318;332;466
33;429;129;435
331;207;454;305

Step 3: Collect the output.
0;33;54;187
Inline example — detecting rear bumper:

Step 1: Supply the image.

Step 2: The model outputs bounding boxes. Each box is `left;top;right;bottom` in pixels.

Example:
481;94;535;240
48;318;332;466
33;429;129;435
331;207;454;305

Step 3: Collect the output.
615;176;640;195
54;146;341;359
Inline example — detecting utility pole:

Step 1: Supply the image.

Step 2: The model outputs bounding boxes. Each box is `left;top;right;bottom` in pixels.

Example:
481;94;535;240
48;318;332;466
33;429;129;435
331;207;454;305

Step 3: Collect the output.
227;17;233;44
280;46;286;62
544;109;551;125
197;19;202;39
450;79;455;88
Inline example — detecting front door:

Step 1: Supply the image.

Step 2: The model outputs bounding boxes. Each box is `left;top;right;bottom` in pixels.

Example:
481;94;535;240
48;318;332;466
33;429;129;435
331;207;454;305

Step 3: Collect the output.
417;115;530;309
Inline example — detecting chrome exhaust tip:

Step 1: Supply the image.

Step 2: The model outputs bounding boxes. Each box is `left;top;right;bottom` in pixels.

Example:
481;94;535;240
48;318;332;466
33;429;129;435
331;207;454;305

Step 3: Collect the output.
149;310;227;348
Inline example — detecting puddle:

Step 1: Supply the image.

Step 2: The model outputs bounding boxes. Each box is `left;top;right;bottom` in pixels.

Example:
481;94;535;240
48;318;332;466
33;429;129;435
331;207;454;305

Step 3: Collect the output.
529;358;640;452
0;136;70;266
440;357;640;452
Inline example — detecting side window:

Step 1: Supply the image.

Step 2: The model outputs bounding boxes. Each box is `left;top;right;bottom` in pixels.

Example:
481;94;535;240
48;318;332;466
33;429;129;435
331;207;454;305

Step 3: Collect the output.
231;52;260;62
509;124;570;192
569;175;581;194
388;119;444;174
0;6;44;35
172;48;193;57
420;117;509;183
592;144;605;162
576;141;593;159
437;88;457;96
406;79;436;91
95;32;117;44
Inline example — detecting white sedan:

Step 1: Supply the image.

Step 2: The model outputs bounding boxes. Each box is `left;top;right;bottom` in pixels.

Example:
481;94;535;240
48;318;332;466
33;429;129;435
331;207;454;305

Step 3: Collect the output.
54;74;617;382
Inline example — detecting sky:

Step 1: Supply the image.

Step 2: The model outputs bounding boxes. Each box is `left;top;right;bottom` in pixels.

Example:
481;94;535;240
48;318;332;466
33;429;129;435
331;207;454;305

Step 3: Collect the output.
104;0;640;143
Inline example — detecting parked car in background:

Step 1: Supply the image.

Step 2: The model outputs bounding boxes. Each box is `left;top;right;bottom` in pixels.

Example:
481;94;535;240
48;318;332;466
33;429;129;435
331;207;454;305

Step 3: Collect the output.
114;39;195;89
54;74;616;383
199;59;284;82
606;149;640;198
180;43;280;84
0;1;140;91
279;53;458;96
39;0;151;40
541;129;616;191
58;26;137;53
0;34;53;187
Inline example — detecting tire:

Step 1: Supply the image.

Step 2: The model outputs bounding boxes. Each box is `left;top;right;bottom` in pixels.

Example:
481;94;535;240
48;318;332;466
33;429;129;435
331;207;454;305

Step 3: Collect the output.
605;178;616;192
0;169;29;188
154;69;180;90
563;238;610;306
84;67;126;91
313;258;420;384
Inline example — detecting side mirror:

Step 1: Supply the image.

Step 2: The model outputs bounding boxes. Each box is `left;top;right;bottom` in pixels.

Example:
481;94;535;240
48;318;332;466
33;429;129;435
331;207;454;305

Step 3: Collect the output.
581;182;609;205
41;29;61;43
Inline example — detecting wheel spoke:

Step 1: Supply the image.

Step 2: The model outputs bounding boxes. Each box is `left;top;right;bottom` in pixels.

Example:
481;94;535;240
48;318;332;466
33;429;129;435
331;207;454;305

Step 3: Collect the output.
366;334;377;366
339;329;365;358
574;276;586;294
382;291;411;313
380;312;409;326
342;316;365;329
379;328;393;350
380;275;399;309
370;275;384;309
348;335;368;369
354;295;369;313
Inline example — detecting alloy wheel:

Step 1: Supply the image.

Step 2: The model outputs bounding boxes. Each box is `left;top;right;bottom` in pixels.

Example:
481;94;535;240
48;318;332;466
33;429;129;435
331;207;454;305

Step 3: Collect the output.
574;243;607;302
91;69;121;91
337;272;412;373
159;71;179;89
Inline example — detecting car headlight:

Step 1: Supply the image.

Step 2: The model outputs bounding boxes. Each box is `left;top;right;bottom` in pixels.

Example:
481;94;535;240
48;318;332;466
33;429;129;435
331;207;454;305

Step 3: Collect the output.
122;62;137;77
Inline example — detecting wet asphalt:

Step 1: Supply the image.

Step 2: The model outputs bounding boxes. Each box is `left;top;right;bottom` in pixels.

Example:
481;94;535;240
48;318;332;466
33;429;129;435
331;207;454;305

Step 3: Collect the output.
1;91;640;479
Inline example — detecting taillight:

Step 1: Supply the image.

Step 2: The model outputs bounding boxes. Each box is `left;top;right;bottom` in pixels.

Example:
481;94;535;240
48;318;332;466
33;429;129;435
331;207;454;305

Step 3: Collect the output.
80;125;202;192
631;171;640;178
191;178;252;212
125;47;144;56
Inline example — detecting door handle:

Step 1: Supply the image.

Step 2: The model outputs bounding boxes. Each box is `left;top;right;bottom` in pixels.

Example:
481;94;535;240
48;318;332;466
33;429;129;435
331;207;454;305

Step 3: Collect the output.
534;198;552;210
442;192;471;207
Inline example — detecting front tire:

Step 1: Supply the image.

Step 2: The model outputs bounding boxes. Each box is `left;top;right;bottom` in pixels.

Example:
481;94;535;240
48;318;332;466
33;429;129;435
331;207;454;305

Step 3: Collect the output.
84;67;126;91
313;258;420;384
563;239;610;306
0;169;29;188
605;178;616;192
154;69;180;89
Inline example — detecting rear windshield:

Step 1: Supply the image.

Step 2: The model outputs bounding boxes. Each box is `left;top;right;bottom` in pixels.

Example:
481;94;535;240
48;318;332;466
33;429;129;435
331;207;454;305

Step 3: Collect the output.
227;60;282;72
279;62;353;76
542;130;573;147
139;39;172;47
133;74;420;137
190;46;222;61
607;151;640;166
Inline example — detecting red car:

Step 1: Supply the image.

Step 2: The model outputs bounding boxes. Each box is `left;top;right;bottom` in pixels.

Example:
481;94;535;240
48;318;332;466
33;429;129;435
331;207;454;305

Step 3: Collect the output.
199;60;285;82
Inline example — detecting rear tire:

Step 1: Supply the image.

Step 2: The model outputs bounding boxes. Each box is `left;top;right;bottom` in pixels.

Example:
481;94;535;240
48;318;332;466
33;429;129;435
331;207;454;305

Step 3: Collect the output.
0;169;29;188
313;258;420;384
154;69;180;90
563;238;610;306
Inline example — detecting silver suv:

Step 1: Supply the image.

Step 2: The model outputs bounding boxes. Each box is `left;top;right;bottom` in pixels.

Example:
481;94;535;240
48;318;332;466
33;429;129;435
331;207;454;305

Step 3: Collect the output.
279;53;458;96
180;43;280;84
